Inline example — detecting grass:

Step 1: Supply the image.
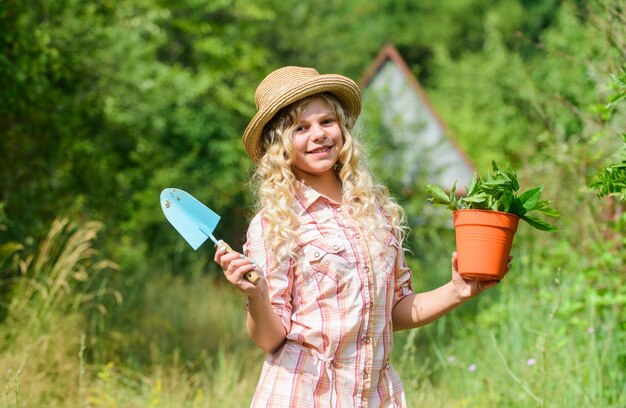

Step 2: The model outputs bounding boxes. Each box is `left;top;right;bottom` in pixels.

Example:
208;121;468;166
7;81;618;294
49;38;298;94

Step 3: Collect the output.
0;206;624;407
393;210;626;407
393;282;624;407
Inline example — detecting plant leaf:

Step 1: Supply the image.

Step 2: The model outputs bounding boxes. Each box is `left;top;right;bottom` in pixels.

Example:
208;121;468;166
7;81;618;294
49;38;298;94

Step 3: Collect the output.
509;198;527;216
534;201;561;217
449;181;457;202
466;170;478;196
425;161;559;224
491;160;500;173
519;187;543;211
425;184;456;210
462;194;488;203
520;214;558;231
501;191;513;212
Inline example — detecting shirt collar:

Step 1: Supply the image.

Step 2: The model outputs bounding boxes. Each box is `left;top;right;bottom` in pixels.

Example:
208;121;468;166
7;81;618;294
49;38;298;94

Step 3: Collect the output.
294;179;341;215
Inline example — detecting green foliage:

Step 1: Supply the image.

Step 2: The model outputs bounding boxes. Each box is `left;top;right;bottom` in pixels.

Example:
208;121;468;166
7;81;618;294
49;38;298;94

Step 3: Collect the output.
429;0;624;171
591;134;626;201
591;69;626;201
426;161;561;231
606;70;626;110
4;218;120;330
0;217;120;407
1;0;625;406
0;0;276;275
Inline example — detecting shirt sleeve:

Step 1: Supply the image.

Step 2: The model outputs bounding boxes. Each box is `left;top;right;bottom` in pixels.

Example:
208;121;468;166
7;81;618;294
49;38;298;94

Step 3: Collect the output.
243;213;294;333
393;242;414;307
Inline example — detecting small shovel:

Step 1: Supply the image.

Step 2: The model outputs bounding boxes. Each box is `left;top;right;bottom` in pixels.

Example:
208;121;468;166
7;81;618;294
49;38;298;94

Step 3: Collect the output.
160;188;260;284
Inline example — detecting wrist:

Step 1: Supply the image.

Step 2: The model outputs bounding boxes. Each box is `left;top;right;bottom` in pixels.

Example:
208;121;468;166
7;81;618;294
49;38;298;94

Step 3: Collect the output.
247;288;268;308
448;281;466;304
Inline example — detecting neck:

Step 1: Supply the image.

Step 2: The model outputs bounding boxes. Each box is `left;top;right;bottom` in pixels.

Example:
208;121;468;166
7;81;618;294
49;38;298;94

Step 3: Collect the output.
296;171;343;203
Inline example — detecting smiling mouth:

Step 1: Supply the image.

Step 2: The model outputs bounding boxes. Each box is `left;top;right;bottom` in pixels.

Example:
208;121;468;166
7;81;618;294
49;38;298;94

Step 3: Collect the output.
307;145;333;154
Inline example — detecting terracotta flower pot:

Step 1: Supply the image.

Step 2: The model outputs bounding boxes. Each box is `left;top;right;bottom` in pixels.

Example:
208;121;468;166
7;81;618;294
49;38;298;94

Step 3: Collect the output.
453;209;520;281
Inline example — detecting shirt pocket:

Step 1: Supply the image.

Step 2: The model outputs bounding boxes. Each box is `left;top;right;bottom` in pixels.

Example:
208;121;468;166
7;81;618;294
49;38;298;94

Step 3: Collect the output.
302;238;351;284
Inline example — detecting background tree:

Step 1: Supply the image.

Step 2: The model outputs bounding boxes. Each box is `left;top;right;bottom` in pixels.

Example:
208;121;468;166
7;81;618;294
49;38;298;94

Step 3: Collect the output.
1;0;624;406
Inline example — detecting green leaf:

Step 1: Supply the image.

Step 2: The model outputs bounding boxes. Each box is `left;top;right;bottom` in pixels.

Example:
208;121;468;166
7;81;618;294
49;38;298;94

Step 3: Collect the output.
534;201;561;217
425;184;451;202
424;161;559;226
520;214;558;231
462;194;488;203
519;186;543;211
425;184;457;210
466;170;478;196
449;181;457;202
501;191;512;212
509;198;527;216
491;160;501;173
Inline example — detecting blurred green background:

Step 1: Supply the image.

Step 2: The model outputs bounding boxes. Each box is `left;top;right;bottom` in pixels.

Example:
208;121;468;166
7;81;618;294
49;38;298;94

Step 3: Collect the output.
1;0;624;406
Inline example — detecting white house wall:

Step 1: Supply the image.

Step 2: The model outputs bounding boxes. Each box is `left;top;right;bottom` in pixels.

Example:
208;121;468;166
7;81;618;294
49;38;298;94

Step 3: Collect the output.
359;60;474;192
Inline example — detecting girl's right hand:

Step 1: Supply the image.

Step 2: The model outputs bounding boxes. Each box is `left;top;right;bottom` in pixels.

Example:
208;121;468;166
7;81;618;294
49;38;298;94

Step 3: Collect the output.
450;251;509;301
214;245;266;297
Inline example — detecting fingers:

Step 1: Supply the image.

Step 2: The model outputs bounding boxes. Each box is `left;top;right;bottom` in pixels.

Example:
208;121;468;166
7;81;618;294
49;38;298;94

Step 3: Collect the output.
503;255;513;276
219;252;246;274
451;251;458;271
214;248;259;284
481;280;500;290
227;259;257;281
213;245;237;266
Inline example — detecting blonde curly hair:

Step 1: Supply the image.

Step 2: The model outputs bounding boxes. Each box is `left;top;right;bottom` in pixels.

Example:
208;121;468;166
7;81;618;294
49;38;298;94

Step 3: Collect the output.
251;93;407;263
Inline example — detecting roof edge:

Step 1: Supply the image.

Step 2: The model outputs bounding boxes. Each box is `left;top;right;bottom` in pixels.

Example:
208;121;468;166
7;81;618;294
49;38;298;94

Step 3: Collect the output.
359;43;477;175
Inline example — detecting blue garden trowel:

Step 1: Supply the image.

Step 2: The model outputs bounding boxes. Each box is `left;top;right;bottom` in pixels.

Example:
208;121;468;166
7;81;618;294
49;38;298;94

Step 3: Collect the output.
160;188;259;284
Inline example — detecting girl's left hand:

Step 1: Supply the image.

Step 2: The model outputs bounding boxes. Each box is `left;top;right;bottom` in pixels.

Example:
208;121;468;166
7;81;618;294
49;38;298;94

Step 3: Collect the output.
450;251;512;302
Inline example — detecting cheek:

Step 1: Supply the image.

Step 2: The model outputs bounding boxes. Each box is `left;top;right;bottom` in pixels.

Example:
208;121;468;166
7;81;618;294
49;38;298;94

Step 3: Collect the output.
333;130;344;149
292;135;307;153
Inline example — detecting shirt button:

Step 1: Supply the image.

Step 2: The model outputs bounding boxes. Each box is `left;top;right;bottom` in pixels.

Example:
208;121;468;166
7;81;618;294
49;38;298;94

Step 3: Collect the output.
332;244;339;251
362;370;368;380
354;233;361;239
336;207;343;212
362;336;371;344
314;252;320;258
365;302;373;310
364;267;370;273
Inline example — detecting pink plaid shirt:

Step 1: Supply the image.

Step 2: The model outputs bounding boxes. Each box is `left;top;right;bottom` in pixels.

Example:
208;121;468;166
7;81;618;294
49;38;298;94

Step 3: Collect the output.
243;182;414;408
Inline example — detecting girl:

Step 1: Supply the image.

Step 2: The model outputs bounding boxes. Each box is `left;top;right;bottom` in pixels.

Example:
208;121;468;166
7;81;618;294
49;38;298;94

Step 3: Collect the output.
215;66;505;407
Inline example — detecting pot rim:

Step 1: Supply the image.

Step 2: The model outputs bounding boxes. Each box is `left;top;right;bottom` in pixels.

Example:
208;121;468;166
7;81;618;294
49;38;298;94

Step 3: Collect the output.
453;208;520;219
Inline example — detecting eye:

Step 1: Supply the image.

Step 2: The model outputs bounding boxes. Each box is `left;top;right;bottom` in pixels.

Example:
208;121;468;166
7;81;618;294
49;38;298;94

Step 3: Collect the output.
294;125;306;133
322;117;336;125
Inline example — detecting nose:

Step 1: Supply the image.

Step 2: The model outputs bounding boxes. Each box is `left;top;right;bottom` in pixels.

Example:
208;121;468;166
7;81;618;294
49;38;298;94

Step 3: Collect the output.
310;123;326;141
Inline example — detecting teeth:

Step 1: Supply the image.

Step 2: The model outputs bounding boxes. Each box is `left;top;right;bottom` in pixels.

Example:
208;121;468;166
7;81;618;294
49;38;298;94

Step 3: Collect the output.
309;146;331;154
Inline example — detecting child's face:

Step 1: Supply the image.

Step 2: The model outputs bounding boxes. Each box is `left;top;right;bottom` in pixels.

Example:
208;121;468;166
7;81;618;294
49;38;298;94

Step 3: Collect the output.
291;97;343;182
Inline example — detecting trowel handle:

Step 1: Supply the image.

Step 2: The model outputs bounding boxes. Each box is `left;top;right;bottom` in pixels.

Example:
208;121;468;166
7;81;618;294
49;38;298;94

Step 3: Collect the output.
215;240;260;285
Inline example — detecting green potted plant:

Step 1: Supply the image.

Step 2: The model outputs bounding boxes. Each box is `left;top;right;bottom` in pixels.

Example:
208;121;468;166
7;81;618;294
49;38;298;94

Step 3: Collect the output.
425;161;560;281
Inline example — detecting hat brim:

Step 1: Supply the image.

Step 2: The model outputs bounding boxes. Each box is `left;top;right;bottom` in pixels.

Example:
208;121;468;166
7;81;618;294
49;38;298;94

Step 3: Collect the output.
243;74;361;162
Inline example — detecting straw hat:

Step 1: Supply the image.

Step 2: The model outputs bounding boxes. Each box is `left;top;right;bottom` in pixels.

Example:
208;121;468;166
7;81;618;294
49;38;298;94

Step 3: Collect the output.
242;66;362;162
